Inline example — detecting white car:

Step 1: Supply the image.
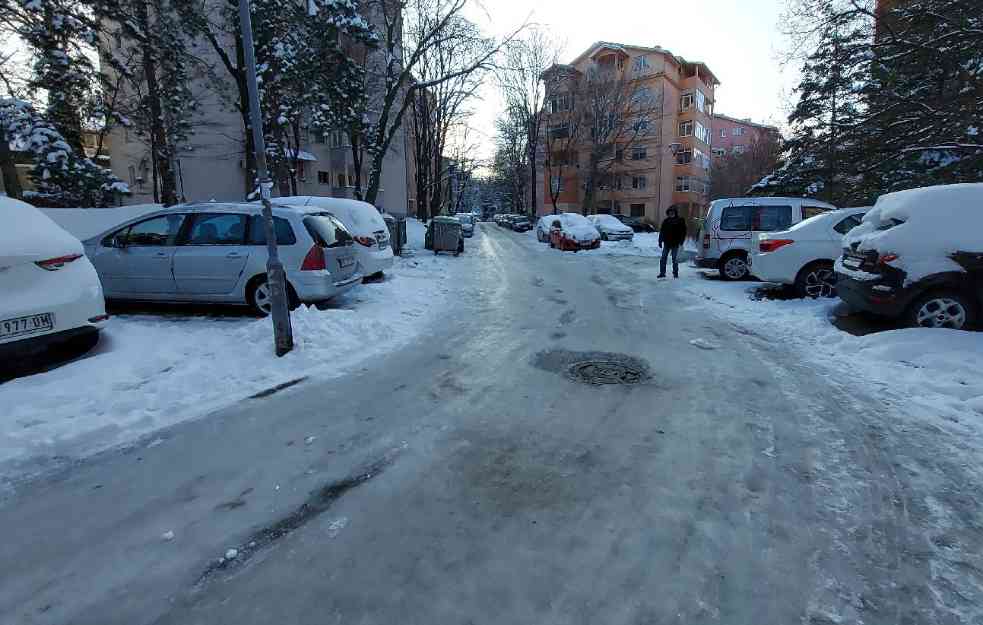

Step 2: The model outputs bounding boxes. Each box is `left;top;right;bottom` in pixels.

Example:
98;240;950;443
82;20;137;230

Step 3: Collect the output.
535;216;554;242
588;214;634;241
1;197;108;362
696;196;838;280
751;207;868;297
274;196;394;279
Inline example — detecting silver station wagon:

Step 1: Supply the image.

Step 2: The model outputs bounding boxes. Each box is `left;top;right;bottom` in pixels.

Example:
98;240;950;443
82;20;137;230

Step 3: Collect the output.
83;202;362;315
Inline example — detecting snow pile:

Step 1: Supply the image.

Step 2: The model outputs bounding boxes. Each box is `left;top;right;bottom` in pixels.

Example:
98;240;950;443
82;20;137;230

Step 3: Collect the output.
0;219;470;478
1;196;83;263
844;183;983;283
42;204;162;241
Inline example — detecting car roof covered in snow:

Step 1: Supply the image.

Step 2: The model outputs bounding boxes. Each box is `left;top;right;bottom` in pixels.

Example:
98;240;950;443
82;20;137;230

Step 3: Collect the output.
2;196;84;263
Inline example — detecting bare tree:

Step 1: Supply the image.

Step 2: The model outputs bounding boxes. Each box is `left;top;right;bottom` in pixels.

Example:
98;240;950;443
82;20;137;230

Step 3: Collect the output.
541;66;583;214
573;61;663;214
496;28;558;216
711;133;782;199
348;0;520;206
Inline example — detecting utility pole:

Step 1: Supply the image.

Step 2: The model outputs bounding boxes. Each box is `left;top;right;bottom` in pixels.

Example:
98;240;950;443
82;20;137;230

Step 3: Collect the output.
239;0;293;356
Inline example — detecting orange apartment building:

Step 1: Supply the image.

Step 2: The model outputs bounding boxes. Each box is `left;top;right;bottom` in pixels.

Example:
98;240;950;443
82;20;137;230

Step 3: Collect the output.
710;114;781;162
536;42;719;223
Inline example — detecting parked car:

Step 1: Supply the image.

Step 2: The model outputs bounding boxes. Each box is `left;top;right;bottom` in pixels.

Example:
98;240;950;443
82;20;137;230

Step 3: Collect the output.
457;213;476;237
511;216;532;232
1;197;108;362
548;213;601;251
84;202;361;316
588;214;635;241
275;196;393;279
615;214;656;233
750;207;868;298
836;184;983;330
696;197;837;280
535;215;555;242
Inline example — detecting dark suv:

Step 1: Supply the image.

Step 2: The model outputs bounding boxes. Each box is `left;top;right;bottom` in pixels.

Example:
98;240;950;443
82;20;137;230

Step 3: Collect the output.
838;244;982;330
510;217;532;232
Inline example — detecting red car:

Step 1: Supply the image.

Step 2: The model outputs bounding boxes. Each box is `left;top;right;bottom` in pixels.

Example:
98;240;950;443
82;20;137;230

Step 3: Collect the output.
548;213;602;252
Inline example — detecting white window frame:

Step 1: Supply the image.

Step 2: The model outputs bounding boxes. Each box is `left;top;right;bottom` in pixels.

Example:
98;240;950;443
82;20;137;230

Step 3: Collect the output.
680;92;694;111
632;175;647;190
732;127;745;137
631;146;647;160
678;120;693;137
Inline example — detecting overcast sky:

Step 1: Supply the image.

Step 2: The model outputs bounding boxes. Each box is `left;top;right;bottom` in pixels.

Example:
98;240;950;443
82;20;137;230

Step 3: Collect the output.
465;0;799;160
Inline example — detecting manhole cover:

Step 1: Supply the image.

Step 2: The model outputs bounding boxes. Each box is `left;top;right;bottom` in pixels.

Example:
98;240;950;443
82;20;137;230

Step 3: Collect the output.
566;360;646;385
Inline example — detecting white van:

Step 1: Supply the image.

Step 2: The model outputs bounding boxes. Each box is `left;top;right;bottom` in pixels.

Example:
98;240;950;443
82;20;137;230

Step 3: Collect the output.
274;196;394;279
695;197;837;280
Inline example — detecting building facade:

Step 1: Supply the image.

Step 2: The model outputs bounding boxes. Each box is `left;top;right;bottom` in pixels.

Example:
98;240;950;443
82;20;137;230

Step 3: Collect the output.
536;42;719;224
709;113;780;162
103;5;412;215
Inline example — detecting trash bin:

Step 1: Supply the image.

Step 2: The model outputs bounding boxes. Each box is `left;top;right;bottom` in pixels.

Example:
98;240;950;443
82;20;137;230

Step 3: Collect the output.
383;214;407;256
426;216;463;255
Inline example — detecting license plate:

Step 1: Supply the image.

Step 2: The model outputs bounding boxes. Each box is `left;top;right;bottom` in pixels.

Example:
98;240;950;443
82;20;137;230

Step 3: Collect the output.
338;256;355;268
1;312;54;339
842;257;862;269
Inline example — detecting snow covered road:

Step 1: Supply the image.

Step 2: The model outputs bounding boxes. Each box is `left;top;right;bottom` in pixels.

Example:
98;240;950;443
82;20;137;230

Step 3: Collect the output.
2;223;982;625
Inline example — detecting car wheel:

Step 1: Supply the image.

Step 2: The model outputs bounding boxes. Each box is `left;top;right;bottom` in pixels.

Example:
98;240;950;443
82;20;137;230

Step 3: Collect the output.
719;253;749;281
795;261;837;298
907;291;976;330
247;276;298;317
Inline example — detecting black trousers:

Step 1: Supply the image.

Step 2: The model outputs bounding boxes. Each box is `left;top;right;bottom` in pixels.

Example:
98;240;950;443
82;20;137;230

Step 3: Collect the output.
660;245;679;276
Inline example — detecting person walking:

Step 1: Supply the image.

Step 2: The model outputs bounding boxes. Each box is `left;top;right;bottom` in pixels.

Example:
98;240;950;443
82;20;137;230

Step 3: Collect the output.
658;207;687;279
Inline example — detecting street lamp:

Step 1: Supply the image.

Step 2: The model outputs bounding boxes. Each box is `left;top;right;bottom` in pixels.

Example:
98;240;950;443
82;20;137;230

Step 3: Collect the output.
239;0;293;356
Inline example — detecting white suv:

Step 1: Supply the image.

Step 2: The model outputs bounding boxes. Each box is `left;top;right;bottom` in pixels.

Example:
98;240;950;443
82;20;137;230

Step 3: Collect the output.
696;197;837;280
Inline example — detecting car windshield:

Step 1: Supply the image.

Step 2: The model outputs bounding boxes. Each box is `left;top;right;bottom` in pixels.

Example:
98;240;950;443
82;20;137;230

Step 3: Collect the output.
594;215;623;227
560;213;591;228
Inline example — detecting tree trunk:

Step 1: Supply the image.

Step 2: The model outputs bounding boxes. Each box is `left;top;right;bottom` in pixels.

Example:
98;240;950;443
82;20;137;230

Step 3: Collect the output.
234;37;256;198
138;0;178;206
0;125;23;200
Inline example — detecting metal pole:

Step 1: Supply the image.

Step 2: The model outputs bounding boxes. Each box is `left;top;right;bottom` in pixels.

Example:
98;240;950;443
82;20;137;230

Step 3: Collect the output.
239;0;293;356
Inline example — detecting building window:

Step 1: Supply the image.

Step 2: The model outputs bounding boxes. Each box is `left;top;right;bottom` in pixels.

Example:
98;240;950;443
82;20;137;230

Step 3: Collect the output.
632;56;650;73
732;127;746;136
613;201;622;215
550;176;563;193
694;148;710;169
317;170;330;184
680;92;694;111
330;131;348;148
314;131;326;144
675;176;691;192
128;165;136;188
548;123;570;139
548;93;572;114
695;90;706;113
678;120;693;137
631;146;647;160
630;203;645;217
675;148;692;165
712;148;726;157
614;175;624;190
732;144;747;154
695;121;710;144
337;173;346;187
631;175;647;189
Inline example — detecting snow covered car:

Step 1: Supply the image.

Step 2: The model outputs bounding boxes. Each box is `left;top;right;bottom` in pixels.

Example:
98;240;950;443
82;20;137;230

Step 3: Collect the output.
510;216;532;232
615;214;656;232
750;207;868;298
535;216;554;242
1;197;108;361
274;196;394;279
696;197;837;280
457;213;476;237
836;184;983;330
84;202;361;316
588;214;634;241
548;213;601;252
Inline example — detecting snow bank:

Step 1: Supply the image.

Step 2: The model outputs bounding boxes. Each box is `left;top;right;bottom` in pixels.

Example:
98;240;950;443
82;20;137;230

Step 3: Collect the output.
845;183;983;283
1;196;83;263
0;219;469;477
42;204;163;241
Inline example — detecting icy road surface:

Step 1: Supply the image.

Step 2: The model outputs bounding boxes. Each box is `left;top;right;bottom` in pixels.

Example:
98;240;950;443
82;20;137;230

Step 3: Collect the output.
1;225;982;625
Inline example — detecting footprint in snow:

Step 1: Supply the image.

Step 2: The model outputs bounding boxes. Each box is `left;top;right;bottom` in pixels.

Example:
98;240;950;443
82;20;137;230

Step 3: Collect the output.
689;338;720;351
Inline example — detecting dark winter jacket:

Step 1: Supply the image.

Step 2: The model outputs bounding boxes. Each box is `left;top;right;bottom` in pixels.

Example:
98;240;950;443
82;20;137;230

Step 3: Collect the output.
659;216;687;247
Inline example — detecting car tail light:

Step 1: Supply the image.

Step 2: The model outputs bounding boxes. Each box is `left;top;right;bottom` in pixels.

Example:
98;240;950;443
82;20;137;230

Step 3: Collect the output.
300;245;326;271
35;253;82;271
759;239;794;253
354;235;375;247
88;314;110;323
878;253;899;264
703;234;710;249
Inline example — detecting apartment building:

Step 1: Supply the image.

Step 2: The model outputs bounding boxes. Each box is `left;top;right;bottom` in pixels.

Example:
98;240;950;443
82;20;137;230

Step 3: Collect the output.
710;114;780;161
536;42;719;223
104;6;411;215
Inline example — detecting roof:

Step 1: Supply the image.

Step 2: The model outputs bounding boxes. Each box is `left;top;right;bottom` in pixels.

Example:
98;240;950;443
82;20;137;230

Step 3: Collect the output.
713;113;780;132
569;41;721;86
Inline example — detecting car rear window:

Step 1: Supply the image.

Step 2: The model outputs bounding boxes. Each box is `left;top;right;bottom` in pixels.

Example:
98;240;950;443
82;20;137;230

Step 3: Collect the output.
802;205;832;220
304;214;353;248
247;215;297;246
753;205;793;231
720;206;751;231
